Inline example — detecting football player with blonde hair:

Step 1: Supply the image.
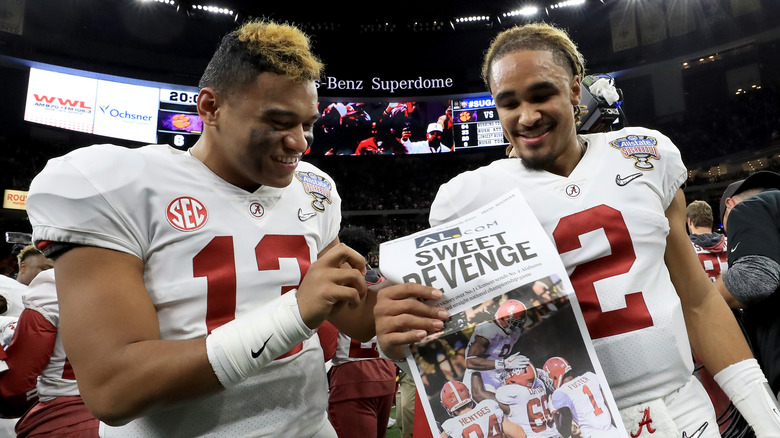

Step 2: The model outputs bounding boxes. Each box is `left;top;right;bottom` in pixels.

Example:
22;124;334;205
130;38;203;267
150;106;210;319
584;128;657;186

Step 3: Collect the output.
27;19;444;437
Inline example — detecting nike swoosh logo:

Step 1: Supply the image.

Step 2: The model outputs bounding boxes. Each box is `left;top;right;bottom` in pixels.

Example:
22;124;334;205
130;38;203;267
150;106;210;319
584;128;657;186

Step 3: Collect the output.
682;422;708;438
730;242;740;252
298;208;317;222
251;334;274;359
616;172;643;186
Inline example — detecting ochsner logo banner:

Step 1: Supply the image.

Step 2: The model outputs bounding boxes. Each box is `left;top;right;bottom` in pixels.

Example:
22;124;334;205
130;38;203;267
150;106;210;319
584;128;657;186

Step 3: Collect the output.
94;80;159;143
24;68;98;134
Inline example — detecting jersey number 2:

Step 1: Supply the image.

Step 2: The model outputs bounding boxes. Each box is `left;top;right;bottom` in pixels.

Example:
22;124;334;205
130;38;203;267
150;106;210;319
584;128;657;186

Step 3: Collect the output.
553;205;654;339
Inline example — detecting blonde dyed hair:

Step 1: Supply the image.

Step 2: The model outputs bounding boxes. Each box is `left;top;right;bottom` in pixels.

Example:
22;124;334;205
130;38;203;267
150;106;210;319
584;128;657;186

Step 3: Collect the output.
17;244;42;265
199;19;324;95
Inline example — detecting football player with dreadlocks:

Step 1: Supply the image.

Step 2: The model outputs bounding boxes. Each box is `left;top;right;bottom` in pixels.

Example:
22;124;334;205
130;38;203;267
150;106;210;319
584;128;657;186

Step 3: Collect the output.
463;299;531;402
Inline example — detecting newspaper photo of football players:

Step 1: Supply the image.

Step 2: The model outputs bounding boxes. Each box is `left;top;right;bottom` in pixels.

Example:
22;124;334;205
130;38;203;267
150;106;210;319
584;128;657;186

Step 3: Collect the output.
410;275;625;438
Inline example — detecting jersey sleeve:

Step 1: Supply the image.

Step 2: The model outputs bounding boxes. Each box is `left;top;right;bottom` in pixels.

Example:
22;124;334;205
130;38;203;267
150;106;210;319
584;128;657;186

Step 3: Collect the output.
27;145;149;258
636;127;686;209
0;308;57;417
495;384;520;405
323;176;342;251
550;388;572;412
22;270;59;327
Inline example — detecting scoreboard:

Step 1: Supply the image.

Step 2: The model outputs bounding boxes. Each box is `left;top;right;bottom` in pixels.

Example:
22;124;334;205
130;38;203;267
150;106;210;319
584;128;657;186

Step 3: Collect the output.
452;95;507;149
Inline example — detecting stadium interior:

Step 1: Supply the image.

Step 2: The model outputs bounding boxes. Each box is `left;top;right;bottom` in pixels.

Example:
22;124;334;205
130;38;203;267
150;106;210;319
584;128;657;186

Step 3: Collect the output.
0;0;779;271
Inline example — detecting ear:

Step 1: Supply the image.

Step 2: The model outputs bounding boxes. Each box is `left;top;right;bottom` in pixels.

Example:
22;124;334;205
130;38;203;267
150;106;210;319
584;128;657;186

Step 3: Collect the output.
570;75;582;106
197;88;220;127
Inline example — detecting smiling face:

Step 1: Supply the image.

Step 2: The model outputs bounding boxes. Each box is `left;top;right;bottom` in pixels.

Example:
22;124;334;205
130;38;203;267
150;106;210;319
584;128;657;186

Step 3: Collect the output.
196;72;319;191
488;49;583;176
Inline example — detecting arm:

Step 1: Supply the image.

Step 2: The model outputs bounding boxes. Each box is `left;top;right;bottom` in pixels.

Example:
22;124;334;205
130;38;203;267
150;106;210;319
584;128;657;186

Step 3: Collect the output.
502;417;528;438
318;238;376;342
0;308;56;417
55;241;370;425
54;246;219;425
717;255;780;309
465;335;498;371
470;371;496;403
665;190;780;436
715;276;745;309
664;190;754;373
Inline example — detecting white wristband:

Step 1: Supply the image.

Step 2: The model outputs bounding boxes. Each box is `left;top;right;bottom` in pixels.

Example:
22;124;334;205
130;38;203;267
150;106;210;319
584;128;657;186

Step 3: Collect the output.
713;358;780;437
205;290;315;388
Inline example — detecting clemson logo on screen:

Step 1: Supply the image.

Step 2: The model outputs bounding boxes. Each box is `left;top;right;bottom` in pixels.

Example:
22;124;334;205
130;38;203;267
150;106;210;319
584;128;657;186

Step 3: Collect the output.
166;196;208;231
172;114;191;130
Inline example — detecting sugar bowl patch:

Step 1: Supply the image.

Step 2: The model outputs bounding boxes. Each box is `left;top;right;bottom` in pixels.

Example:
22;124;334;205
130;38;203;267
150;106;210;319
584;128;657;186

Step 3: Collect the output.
295;171;332;212
609;135;660;170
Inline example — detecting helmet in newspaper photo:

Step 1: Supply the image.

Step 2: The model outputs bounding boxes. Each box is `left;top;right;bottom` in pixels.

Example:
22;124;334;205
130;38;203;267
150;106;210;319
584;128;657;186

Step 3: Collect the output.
440;380;474;416
543;356;572;389
502;361;538;389
495;299;527;334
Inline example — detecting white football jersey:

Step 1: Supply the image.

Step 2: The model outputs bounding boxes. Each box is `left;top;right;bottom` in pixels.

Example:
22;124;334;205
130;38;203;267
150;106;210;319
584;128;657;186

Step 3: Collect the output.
22;269;80;401
464;321;523;390
496;382;561;438
0;274;26;318
431;127;693;408
690;239;728;282
27;144;342;437
550;372;619;437
441;399;504;438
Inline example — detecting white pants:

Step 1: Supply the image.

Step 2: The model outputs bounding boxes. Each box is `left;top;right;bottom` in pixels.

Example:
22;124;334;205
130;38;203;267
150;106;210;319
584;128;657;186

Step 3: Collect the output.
620;375;719;438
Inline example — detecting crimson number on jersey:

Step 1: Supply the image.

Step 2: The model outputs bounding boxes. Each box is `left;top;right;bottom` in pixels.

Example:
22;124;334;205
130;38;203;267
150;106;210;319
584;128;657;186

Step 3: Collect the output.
194;234;311;359
553;205;654;339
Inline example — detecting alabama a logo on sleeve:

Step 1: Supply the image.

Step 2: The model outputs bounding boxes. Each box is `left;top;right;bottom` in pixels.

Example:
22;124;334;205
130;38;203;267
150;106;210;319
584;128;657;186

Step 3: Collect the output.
295;171;333;212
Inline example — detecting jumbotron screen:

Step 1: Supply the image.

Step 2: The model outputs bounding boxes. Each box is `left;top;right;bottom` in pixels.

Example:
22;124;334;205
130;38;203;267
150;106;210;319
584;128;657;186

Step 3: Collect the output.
308;97;508;156
23;63;510;154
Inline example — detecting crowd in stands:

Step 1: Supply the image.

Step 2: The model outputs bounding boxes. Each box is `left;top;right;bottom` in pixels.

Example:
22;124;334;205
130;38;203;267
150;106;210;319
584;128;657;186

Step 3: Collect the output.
655;87;780;166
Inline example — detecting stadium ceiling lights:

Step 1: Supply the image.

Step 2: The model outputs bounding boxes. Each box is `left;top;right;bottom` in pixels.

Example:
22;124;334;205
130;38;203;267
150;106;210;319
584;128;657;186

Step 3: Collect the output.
137;0;176;6
549;0;586;9
453;15;491;24
191;4;234;16
502;6;540;18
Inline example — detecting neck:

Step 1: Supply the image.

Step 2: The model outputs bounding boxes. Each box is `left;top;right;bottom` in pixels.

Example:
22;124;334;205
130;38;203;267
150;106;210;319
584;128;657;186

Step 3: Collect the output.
689;225;714;235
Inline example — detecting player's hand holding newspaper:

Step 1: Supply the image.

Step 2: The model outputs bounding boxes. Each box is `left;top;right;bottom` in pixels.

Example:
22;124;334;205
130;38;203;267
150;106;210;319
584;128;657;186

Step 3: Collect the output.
378;189;628;437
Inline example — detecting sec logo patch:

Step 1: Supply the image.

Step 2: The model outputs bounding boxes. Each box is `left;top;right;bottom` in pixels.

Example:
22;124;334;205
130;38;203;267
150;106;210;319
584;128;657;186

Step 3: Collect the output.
167;196;208;231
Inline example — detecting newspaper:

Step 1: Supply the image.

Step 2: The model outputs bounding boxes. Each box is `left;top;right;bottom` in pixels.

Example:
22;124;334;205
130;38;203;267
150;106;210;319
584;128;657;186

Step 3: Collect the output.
379;189;628;437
